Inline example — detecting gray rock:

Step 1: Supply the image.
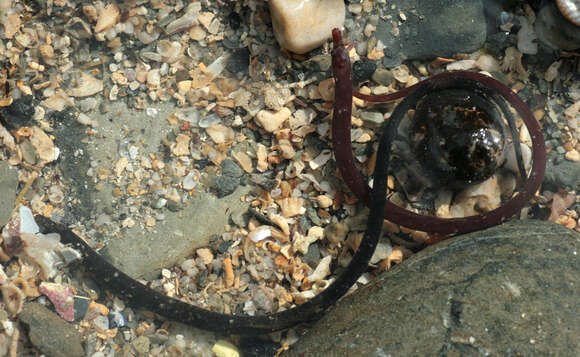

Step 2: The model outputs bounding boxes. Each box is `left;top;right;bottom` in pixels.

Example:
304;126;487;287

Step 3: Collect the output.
284;220;580;356
371;68;394;87
221;159;244;178
0;161;18;227
359;111;384;126
101;186;250;279
375;0;486;66
215;175;240;198
543;159;580;191
19;303;84;357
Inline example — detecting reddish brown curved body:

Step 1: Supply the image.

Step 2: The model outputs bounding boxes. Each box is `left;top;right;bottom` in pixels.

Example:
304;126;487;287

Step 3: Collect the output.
331;29;546;234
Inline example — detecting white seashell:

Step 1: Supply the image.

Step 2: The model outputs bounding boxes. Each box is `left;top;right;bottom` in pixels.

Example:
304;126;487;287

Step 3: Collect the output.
206;124;234;144
309;149;332;170
278;139;295;159
212;340;241;357
182;172;198;190
316;195;333;208
306;255;332;282
157;40;182;64
249;226;272;242
474;54;501;72
68;74;103;97
446;60;476;71
255;107;291;133
370;241;393;264
19;205;40;234
146;69;161;89
277;197;306;217
504;142;532;174
449;176;501;217
172;134;190;156
48;186;64;205
292;290;316;304
137;30;160;44
516;16;538;55
94;3;119;33
256;144;268;172
544;60;561;82
292;231;316;254
232;151;253;173
166;14;198;35
29;126;57;163
205;54;229;79
109;84;119;101
392;64;410;83
556;0;580;26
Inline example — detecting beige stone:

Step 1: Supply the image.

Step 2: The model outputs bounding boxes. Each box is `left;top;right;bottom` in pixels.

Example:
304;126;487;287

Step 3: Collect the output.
269;0;345;54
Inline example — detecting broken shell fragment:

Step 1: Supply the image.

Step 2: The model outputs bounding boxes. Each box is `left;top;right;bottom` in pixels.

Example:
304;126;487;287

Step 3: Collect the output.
206;124;234;144
29;126;57;163
157;40;182;64
255;107;291;133
277;197;306;218
39;282;75;322
68;74;103;97
249;226;272;243
94;3;120;33
306;255;332;282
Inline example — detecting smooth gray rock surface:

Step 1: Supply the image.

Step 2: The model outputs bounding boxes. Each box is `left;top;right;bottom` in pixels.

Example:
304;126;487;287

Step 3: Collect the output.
19;302;84;357
285;220;580;356
101;185;250;280
543;159;580;191
0;161;18;227
375;0;486;65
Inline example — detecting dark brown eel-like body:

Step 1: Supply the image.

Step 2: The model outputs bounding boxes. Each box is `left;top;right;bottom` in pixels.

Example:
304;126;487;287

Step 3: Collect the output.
31;29;545;335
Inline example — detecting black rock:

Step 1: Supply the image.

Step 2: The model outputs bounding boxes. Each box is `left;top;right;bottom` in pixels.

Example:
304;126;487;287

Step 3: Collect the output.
215;176;240;197
352;59;377;84
485;31;517;56
0;95;36;129
226;47;250;74
221;159;244;178
228;11;242;30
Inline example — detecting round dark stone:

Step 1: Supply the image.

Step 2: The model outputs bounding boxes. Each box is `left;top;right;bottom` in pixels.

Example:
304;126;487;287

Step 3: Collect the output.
352;59;377;84
228;12;242;30
0;95;36;129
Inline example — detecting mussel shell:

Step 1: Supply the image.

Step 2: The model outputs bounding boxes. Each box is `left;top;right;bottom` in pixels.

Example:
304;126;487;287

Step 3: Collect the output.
411;89;506;187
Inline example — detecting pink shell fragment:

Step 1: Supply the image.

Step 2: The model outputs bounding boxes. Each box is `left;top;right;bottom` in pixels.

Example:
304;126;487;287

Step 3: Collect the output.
39;282;75;322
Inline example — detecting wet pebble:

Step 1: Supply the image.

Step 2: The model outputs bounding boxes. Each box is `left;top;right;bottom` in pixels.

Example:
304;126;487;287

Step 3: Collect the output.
371;68;394;86
221;159;244;178
544;159;580;191
360;111;384;126
352;60;377;83
132;336;151;354
215;176;240;197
